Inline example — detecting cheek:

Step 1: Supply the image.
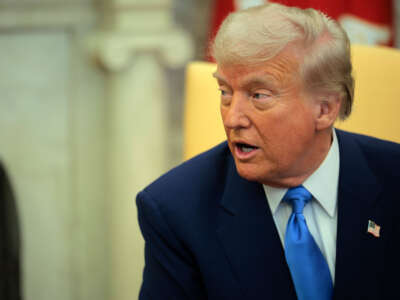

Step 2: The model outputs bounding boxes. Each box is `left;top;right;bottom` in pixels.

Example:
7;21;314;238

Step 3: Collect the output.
281;116;316;161
221;108;234;149
220;105;226;121
256;106;315;151
220;108;228;130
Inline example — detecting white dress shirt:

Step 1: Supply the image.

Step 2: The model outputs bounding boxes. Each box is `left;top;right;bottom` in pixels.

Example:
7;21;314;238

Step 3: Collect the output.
263;129;339;282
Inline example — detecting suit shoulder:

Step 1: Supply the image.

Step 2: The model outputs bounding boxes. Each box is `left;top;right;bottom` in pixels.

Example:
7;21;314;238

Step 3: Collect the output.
337;129;400;173
338;130;400;155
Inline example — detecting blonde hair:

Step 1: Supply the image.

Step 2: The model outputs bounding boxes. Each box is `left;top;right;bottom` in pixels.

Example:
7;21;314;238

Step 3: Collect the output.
211;3;354;120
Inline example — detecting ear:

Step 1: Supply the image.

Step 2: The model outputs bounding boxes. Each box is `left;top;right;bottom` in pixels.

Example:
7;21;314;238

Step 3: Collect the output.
314;93;342;131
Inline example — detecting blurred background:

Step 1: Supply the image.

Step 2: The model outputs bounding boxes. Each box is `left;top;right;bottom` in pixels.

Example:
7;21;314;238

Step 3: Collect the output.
0;0;399;299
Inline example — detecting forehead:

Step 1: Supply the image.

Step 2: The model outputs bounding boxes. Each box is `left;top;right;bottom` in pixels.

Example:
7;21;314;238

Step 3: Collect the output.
214;50;301;87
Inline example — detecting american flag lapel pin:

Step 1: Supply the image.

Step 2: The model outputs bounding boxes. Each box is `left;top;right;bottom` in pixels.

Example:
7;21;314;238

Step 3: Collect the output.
367;220;381;238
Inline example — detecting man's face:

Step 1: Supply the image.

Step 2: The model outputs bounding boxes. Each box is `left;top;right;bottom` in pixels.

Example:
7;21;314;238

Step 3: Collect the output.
215;51;324;187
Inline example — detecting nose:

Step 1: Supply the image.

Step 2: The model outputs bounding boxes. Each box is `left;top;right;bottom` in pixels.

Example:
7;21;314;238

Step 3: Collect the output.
222;94;251;129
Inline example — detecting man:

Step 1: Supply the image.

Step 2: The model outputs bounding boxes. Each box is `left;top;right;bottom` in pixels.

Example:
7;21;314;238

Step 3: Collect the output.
137;3;400;299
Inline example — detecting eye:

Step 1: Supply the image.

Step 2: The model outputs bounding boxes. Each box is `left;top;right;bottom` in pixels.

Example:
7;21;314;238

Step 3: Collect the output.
219;88;232;98
252;93;266;99
218;88;232;106
251;91;271;101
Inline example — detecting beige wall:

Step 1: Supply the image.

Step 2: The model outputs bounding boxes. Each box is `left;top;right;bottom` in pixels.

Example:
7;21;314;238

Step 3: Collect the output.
1;2;107;300
0;23;110;300
0;0;194;300
0;32;75;300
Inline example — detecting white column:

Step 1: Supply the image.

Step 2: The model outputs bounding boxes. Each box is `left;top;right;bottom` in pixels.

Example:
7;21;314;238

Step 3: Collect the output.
91;1;193;299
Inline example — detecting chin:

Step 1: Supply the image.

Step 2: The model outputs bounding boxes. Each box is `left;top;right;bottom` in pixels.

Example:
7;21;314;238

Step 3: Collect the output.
234;162;266;184
234;161;290;187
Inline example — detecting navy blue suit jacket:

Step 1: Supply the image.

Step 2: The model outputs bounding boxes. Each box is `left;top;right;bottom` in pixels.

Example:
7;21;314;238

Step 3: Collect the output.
137;130;400;299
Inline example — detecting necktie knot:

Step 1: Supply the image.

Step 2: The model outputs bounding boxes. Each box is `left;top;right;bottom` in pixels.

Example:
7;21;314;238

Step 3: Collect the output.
283;186;312;214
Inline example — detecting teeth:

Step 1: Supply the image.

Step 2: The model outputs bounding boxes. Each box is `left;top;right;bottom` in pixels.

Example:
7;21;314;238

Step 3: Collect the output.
242;146;254;153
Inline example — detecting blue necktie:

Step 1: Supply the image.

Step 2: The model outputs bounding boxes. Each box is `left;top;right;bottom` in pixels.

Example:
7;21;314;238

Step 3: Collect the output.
284;186;333;300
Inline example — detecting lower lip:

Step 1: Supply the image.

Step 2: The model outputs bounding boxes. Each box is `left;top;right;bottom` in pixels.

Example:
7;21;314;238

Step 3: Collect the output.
234;145;259;160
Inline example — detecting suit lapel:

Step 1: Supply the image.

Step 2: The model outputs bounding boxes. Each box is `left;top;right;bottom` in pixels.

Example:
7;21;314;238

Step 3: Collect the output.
334;130;383;299
216;157;296;299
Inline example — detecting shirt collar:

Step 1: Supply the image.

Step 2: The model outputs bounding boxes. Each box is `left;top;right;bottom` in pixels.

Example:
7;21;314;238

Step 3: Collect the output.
264;129;340;217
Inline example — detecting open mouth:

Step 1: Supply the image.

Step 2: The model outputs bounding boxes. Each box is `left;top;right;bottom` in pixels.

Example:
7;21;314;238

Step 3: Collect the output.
236;142;259;154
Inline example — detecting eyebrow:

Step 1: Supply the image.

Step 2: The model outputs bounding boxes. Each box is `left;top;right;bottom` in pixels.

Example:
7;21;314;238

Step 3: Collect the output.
212;72;230;88
212;72;224;81
213;71;276;89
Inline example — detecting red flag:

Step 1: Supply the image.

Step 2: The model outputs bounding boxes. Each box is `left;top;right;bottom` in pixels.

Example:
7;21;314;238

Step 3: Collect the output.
207;0;236;60
207;0;394;60
209;0;236;42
